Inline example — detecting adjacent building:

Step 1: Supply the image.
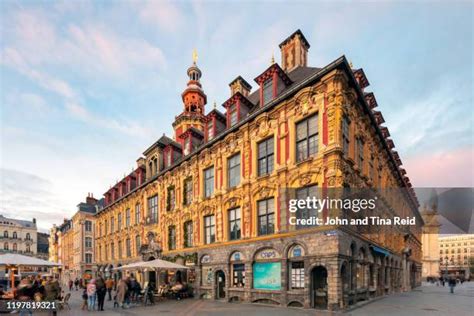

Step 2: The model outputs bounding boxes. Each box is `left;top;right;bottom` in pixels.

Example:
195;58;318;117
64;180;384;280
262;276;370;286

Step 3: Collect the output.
49;194;102;282
94;30;422;310
0;215;37;256
439;234;474;279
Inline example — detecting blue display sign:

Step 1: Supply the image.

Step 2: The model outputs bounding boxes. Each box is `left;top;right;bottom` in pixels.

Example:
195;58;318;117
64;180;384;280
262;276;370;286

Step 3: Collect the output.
253;262;281;290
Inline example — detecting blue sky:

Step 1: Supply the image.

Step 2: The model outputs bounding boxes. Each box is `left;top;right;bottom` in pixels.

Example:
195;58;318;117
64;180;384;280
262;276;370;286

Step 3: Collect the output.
0;0;472;231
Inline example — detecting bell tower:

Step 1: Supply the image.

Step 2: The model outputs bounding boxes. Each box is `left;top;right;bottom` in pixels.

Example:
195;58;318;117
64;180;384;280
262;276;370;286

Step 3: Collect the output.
173;50;207;144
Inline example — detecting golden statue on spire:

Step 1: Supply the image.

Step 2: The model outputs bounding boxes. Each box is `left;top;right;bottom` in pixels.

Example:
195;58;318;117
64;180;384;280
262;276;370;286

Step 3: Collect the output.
192;48;198;64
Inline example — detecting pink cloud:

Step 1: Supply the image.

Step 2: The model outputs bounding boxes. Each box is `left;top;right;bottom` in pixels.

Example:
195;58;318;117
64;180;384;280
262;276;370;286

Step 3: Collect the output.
404;147;474;187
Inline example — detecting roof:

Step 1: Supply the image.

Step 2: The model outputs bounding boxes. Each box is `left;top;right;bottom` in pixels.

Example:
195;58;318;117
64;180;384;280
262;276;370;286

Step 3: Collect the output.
0;253;61;267
229;76;252;90
0;215;36;228
279;29;311;49
99;56;419;214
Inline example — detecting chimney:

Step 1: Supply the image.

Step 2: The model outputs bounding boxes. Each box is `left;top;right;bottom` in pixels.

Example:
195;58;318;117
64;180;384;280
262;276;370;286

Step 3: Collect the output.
229;76;252;97
32;218;36;224
86;193;98;206
279;29;310;72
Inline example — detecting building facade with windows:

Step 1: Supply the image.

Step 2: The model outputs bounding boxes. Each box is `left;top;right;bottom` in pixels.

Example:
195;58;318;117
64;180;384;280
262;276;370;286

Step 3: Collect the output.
50;194;101;283
94;30;422;310
0;215;37;256
438;234;474;279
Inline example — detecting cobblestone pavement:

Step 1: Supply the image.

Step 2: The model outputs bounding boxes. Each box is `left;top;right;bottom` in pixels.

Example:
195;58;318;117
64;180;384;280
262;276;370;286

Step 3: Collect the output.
348;281;474;316
35;282;473;316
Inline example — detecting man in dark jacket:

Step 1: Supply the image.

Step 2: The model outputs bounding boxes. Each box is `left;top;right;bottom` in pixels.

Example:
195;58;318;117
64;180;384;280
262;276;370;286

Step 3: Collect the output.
448;277;456;293
96;274;107;311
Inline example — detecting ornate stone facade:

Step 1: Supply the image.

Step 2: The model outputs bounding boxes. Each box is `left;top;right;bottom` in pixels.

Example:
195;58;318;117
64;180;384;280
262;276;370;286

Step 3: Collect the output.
94;30;422;310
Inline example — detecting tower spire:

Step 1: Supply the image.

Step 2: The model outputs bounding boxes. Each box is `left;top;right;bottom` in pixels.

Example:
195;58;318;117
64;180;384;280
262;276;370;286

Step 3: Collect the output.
192;48;198;64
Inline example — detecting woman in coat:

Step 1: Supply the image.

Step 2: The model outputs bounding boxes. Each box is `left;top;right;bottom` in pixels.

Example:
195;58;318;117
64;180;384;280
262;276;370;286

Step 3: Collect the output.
116;278;128;308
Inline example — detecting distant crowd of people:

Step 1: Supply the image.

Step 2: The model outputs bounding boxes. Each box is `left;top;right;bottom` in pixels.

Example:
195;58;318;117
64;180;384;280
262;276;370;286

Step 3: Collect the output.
71;273;143;311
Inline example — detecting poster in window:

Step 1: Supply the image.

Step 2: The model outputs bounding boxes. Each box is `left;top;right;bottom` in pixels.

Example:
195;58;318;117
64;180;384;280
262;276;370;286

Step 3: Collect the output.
253;262;281;290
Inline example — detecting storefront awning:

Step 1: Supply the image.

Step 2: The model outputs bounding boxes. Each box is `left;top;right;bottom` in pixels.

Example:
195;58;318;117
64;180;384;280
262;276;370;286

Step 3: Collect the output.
370;245;390;257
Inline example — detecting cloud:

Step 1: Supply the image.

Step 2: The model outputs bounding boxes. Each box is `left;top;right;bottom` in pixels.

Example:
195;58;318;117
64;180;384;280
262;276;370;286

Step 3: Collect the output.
3;8;166;80
65;102;152;138
0;168;69;232
137;0;184;32
403;147;474;187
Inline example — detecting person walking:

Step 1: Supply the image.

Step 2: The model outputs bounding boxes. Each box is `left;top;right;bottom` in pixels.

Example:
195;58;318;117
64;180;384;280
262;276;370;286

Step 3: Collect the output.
116;278;127;308
86;279;97;311
96;274;106;311
74;278;79;290
106;277;114;301
448;277;456;294
68;279;73;291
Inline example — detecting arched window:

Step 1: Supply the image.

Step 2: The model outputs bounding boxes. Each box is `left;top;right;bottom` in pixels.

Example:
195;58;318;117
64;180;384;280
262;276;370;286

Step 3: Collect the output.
3;231;8;238
12;232;17;239
26;245;31;252
26;233;31;240
357;248;366;289
12;243;17;251
4;242;8;250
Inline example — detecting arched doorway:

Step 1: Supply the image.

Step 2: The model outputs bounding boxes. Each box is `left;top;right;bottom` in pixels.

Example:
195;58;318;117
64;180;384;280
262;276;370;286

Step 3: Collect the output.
310;266;328;309
340;263;348;308
215;270;225;299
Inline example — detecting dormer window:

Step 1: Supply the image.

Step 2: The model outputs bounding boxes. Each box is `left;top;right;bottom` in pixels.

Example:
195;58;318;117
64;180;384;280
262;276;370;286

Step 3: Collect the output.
184;137;191;155
207;121;214;140
166;150;172;167
254;63;292;107
229;104;238;127
262;78;273;105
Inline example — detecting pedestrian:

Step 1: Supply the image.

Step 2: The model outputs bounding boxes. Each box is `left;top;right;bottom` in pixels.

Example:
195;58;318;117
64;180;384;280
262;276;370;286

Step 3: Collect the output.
86;279;97;311
74;278;79;291
96;274;106;311
116;278;127;308
448;277;456;293
44;277;60;301
68;279;73;291
81;288;88;310
106;277;114;301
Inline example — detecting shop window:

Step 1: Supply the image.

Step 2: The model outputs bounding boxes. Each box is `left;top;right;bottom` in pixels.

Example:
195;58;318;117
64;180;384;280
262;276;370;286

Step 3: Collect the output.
232;264;245;287
296;114;318;162
228;207;241;240
204;215;215;244
258;198;275;236
290;261;305;289
204;167;214;198
258;137;274;176
227;153;241;188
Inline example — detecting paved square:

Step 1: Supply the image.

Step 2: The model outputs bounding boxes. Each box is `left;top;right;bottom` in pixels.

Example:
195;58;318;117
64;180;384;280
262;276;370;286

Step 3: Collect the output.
48;282;473;316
